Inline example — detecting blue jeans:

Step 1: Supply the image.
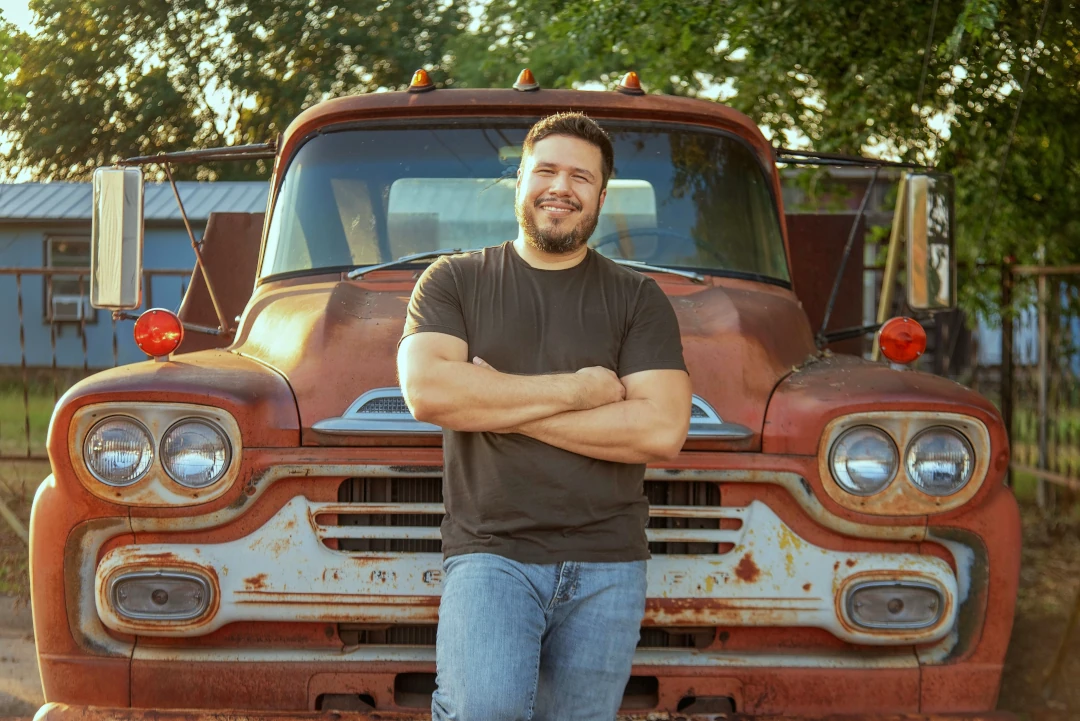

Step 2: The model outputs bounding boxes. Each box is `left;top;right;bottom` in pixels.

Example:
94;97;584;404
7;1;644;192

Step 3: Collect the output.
431;553;648;721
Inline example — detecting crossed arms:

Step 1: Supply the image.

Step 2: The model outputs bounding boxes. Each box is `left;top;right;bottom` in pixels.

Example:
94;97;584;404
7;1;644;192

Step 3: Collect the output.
397;332;692;464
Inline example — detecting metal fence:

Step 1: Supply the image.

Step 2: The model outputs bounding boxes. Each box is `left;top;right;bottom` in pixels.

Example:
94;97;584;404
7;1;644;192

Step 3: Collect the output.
998;265;1080;507
0;267;191;461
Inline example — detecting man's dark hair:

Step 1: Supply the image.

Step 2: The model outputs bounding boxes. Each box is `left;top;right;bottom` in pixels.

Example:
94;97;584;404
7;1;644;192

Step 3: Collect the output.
522;112;615;189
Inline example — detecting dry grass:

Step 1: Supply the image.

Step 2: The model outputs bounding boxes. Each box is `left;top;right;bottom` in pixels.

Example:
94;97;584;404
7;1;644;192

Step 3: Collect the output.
0;461;45;600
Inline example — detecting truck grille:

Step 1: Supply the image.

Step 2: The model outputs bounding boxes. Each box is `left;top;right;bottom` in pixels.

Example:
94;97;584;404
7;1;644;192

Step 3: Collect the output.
645;480;722;555
329;477;723;650
336;477;443;553
334;477;724;555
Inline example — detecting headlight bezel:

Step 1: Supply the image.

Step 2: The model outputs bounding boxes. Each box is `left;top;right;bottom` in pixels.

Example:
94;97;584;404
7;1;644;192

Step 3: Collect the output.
71;402;242;507
82;416;156;487
818;412;991;516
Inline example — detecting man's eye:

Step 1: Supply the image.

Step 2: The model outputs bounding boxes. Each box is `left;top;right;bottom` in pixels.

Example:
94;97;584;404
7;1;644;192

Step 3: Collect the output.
574;174;589;182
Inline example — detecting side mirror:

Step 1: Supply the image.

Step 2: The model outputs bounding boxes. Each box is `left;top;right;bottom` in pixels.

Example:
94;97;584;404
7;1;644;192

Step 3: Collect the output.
905;173;956;310
91;167;144;309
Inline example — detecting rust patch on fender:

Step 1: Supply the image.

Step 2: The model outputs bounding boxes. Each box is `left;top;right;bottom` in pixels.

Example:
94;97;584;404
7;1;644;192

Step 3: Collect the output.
803;583;812;592
734;553;760;583
244;573;269;590
846;558;857;567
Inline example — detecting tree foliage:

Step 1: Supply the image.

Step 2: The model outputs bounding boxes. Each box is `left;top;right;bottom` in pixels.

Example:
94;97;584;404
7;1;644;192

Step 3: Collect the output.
0;0;466;180
1;0;1075;318
450;0;1079;317
0;12;22;115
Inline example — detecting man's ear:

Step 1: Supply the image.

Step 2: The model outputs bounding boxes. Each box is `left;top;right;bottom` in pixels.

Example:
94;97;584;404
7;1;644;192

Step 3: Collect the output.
598;186;607;213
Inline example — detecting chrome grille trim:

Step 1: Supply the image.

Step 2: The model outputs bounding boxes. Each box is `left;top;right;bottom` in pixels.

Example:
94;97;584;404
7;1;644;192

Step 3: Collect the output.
316;501;746;546
312;387;440;435
313;388;754;440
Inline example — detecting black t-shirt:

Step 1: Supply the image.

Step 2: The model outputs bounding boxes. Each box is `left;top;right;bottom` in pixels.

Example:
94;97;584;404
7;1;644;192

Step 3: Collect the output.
401;240;687;563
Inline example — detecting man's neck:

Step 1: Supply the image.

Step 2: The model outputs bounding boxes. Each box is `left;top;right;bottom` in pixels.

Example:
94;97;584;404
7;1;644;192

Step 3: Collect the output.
512;235;589;270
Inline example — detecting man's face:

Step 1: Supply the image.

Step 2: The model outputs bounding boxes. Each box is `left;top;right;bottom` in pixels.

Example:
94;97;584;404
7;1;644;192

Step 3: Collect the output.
515;134;607;255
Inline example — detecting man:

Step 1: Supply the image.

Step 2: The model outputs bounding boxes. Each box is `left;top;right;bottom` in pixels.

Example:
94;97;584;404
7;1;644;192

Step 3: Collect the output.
397;112;692;721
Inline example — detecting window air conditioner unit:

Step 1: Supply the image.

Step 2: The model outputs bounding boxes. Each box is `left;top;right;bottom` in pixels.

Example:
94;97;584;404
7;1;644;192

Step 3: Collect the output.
51;294;93;322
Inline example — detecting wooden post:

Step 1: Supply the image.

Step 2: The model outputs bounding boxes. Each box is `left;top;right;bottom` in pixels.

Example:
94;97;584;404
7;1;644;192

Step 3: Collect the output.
872;174;908;362
1037;264;1053;511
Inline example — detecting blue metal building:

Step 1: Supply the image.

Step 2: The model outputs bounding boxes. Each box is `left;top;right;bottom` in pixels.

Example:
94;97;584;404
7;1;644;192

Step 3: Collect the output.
0;182;268;369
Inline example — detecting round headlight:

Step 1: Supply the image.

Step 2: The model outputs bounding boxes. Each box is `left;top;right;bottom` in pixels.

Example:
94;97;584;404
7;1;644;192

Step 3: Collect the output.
830;426;898;495
161;420;231;488
905;427;974;496
84;417;154;486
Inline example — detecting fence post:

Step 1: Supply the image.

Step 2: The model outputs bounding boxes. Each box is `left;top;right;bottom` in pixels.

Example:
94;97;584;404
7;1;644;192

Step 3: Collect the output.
1036;264;1053;512
1001;262;1014;488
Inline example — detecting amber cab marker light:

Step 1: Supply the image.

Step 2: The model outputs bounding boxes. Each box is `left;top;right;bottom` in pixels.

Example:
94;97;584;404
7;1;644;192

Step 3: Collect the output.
513;68;540;91
408;69;435;93
616;71;645;95
134;308;184;360
878;317;927;365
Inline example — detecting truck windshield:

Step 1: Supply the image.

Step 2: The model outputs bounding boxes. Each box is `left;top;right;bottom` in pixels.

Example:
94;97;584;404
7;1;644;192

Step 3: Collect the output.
260;120;789;283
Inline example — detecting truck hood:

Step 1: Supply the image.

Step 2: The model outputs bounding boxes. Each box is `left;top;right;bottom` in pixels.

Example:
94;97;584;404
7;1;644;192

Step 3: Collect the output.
232;273;817;448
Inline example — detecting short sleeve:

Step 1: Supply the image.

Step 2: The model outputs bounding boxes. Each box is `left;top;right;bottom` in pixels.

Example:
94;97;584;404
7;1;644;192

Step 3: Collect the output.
400;256;468;345
617;279;687;377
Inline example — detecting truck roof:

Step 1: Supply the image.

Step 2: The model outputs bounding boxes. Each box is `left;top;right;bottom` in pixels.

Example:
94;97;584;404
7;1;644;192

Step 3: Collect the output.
279;87;774;188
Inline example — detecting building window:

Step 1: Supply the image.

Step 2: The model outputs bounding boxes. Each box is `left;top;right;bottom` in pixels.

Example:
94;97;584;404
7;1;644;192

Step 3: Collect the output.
44;235;97;324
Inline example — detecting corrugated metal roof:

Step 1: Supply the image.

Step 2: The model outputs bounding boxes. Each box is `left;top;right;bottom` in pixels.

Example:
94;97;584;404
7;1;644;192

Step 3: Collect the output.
0;181;268;222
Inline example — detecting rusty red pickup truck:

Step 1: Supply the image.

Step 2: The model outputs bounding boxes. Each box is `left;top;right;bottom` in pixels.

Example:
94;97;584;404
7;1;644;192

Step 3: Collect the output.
30;70;1019;720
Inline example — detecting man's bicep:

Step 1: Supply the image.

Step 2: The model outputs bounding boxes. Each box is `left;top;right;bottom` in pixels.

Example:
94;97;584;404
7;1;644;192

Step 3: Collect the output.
398;332;469;377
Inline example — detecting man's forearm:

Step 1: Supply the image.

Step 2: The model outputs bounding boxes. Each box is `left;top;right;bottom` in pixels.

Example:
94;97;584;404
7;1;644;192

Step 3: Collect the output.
404;360;588;432
510;399;687;464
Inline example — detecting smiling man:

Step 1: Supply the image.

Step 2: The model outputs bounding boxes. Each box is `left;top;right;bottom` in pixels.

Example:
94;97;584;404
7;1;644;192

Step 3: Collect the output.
397;112;692;721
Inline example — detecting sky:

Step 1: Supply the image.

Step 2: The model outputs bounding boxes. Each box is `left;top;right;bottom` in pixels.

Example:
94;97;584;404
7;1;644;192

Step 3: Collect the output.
0;1;33;34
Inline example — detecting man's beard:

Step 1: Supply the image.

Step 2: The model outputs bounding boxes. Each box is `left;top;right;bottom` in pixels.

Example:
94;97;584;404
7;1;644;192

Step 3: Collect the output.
516;195;601;255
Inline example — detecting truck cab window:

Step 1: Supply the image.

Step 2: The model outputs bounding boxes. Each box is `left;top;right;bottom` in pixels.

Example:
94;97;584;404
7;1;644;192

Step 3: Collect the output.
261;121;788;283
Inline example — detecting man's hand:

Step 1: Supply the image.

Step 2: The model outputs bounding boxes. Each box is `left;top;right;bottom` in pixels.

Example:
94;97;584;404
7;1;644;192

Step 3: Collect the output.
473;357;625;411
573;366;627;408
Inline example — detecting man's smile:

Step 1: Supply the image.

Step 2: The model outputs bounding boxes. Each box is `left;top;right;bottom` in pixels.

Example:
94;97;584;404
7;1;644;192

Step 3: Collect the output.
536;198;580;217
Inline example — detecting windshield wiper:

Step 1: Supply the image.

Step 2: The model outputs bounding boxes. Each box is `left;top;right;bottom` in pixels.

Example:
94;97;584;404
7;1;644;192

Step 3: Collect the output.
347;248;463;279
610;259;706;284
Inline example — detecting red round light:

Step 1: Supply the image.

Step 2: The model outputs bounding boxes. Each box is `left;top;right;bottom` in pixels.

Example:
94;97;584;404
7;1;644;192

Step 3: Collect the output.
134;309;184;358
878;317;926;365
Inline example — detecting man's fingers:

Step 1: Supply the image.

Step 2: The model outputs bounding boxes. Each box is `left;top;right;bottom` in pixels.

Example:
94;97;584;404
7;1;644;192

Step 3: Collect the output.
472;356;495;369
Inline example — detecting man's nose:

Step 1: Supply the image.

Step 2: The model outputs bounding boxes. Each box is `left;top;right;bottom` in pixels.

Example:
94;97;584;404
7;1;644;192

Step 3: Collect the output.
548;172;572;195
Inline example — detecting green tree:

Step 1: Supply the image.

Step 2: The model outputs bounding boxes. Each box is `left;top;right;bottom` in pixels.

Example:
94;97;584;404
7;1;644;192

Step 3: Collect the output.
0;0;466;180
0;12;23;115
449;0;1079;316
